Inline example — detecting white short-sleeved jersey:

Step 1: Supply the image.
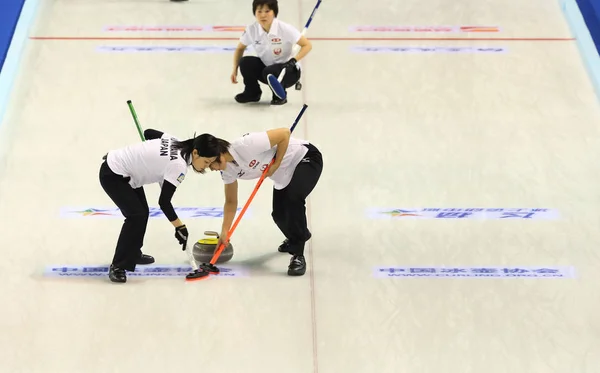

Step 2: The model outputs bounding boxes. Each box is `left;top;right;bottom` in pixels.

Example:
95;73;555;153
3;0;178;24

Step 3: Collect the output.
220;132;309;190
107;133;190;189
240;18;302;68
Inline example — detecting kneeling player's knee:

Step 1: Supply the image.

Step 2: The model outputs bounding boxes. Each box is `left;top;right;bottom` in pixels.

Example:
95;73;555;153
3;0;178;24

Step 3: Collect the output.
239;56;259;73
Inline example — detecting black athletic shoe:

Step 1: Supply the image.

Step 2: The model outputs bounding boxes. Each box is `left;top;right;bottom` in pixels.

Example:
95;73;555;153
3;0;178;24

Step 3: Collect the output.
278;239;291;253
235;91;261;103
278;232;311;254
136;254;155;265
109;265;127;283
288;255;306;276
270;96;287;105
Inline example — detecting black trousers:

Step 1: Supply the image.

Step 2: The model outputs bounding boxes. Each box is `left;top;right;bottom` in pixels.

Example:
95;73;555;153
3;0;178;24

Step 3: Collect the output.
239;56;301;96
271;143;323;256
99;160;149;271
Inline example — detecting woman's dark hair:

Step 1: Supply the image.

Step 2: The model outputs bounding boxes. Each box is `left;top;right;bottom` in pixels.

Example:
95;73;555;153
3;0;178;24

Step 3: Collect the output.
172;134;230;173
194;134;230;158
253;0;278;16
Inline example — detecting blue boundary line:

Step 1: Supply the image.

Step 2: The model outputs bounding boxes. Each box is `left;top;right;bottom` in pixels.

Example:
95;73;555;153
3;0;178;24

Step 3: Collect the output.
0;0;40;129
560;0;600;103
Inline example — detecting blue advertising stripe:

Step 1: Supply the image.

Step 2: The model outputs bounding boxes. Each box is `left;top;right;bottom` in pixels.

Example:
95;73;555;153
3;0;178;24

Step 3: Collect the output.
0;0;39;129
576;0;600;55
0;0;25;70
561;0;600;103
591;0;600;25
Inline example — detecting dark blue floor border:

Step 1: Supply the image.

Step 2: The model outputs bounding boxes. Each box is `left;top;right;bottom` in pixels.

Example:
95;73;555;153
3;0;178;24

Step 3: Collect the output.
0;0;26;72
561;0;600;103
0;0;39;129
576;0;600;56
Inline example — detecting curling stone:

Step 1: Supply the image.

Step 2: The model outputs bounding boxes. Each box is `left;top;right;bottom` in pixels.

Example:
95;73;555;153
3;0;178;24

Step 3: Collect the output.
192;230;234;264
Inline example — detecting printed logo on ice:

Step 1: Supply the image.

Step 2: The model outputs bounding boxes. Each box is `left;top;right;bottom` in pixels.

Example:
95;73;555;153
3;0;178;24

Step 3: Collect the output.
351;46;507;54
348;25;501;33
44;265;247;278
96;46;237;53
103;25;246;32
374;266;575;278
61;206;248;219
366;207;559;220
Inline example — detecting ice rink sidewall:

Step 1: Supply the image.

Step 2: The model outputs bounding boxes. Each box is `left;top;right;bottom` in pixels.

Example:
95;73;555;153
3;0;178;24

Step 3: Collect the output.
0;0;38;129
561;0;600;102
576;0;600;54
0;0;25;71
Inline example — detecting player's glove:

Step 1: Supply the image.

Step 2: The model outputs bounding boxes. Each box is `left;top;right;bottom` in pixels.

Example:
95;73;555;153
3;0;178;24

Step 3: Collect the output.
175;224;189;250
283;58;297;71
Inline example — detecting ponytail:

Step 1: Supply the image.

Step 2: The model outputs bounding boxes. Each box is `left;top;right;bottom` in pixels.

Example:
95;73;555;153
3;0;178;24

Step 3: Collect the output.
171;138;195;162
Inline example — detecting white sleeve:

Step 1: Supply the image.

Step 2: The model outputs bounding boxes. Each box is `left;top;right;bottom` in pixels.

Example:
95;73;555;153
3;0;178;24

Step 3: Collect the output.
239;25;253;46
220;169;237;185
239;132;273;154
284;23;302;44
164;162;187;187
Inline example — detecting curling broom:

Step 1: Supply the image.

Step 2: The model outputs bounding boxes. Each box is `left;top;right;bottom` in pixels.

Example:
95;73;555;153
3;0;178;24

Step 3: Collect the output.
267;0;323;100
185;103;309;281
